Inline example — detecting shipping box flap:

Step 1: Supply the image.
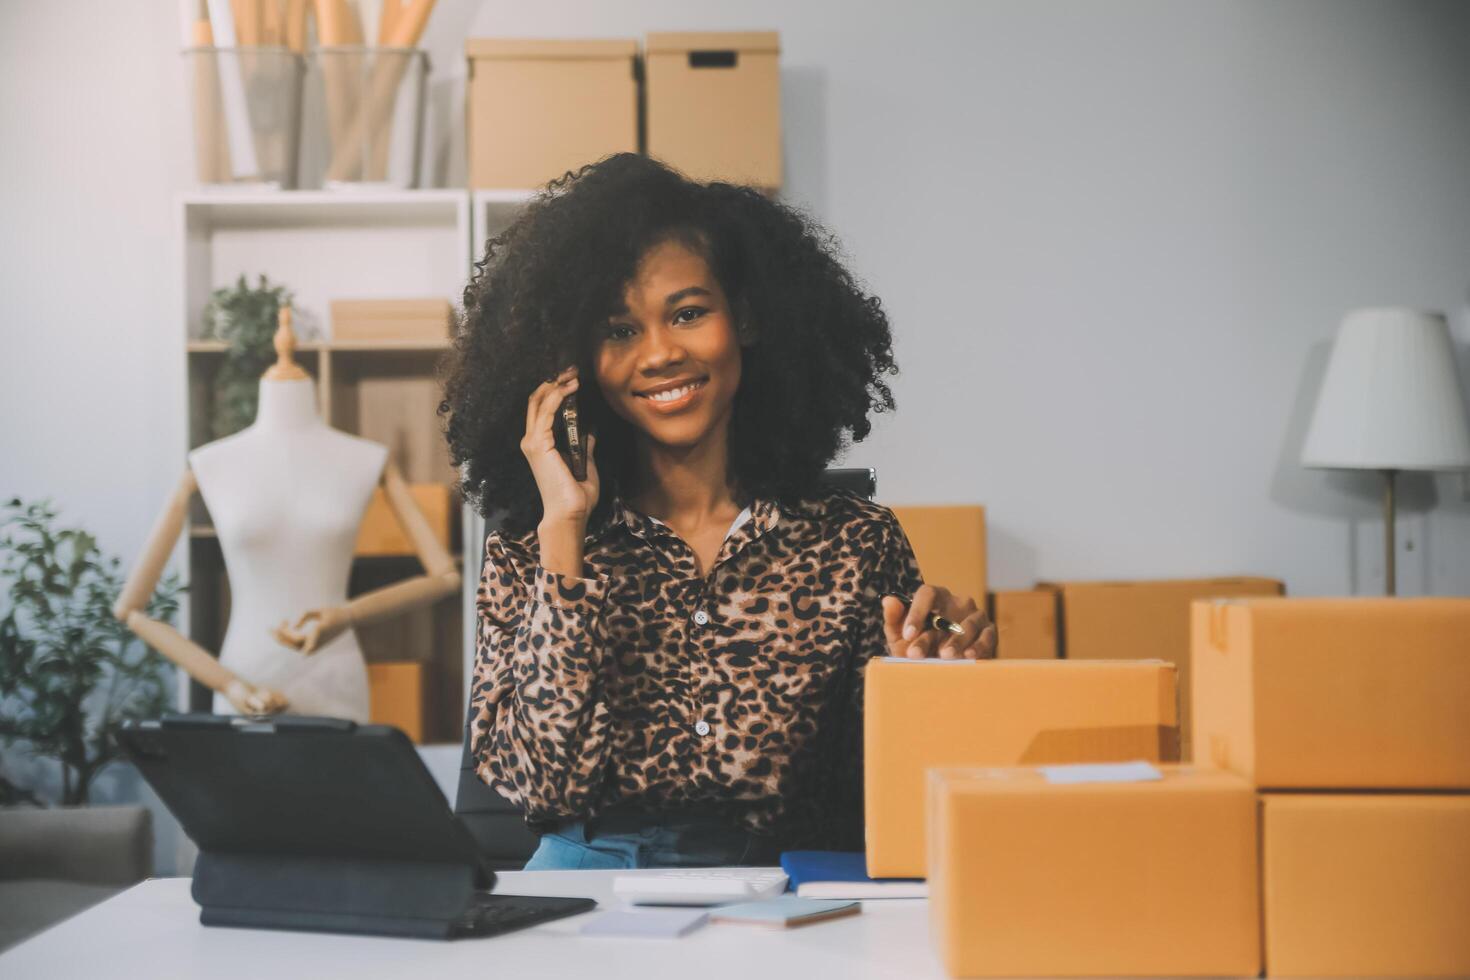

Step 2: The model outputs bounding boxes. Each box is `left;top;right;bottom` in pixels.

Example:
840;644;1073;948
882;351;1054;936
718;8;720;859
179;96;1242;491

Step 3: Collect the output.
645;31;780;55
466;38;638;61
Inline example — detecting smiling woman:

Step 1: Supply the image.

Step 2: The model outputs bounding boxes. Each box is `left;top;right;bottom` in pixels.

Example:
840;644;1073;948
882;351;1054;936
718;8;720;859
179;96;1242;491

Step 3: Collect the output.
438;153;997;871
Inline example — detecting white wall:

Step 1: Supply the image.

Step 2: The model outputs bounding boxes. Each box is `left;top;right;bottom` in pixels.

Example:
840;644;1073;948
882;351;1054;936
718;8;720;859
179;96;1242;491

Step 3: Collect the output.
2;0;1468;857
4;0;1469;596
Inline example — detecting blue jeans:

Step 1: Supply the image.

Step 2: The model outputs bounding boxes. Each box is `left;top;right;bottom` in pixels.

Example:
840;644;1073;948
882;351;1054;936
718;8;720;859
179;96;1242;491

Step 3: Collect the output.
523;809;774;871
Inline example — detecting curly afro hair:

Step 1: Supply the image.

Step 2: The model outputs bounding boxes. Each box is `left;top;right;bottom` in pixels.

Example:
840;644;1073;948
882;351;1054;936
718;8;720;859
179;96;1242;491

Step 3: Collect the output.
440;152;899;534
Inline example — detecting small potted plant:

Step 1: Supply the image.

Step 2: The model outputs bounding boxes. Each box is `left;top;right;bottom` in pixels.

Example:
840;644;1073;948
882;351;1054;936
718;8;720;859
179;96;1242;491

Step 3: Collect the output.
201;273;302;438
0;498;181;805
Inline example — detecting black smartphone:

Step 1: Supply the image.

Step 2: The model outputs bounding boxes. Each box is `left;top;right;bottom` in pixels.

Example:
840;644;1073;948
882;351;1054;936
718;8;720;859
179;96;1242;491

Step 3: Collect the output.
554;390;586;481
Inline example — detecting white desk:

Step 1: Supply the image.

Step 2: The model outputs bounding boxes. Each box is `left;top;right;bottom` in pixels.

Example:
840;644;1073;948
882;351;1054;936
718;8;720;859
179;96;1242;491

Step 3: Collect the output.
0;869;945;980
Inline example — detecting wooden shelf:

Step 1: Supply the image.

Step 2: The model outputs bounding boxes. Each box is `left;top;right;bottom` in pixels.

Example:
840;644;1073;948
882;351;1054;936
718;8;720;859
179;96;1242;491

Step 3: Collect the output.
180;189;468;232
177;187;527;743
186;338;447;354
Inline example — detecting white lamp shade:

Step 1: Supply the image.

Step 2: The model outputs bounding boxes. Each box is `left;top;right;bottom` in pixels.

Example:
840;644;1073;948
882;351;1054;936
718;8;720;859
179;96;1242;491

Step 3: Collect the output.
1301;307;1470;470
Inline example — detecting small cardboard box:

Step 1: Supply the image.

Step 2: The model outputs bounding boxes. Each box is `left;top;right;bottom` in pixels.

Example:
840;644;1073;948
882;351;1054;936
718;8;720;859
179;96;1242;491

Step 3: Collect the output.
1193;597;1470;789
864;658;1179;878
645;31;782;189
354;484;457;557
466;38;639;190
1262;792;1470;977
987;589;1058;659
368;661;426;743
929;765;1260;978
1039;576;1284;759
891;506;986;608
331;299;453;343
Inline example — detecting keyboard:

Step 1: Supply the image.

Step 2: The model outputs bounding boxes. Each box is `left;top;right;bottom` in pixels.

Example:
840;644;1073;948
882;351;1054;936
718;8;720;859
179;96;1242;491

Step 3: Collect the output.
452;893;598;938
613;868;791;906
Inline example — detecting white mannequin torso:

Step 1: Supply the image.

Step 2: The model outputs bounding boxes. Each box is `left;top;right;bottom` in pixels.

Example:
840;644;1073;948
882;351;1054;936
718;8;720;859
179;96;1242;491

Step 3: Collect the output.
188;378;387;721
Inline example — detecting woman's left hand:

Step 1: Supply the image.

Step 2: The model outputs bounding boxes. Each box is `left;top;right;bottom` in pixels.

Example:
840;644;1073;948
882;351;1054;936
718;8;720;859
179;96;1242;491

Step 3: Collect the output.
274;606;352;655
882;585;997;659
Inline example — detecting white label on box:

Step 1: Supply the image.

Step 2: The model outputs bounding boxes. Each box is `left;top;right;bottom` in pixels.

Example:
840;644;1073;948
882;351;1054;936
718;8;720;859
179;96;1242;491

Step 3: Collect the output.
1037;761;1162;784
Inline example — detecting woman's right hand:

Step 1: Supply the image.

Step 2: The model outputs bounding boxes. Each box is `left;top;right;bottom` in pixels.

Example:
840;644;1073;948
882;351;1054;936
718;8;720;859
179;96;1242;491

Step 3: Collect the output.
521;367;601;527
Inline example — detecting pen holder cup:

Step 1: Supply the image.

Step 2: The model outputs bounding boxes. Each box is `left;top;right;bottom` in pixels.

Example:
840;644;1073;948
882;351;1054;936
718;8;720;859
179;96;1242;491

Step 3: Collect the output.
182;46;304;189
301;46;429;190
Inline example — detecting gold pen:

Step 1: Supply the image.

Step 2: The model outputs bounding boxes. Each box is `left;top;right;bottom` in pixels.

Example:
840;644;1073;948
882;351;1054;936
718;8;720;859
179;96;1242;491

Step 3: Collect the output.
883;592;966;636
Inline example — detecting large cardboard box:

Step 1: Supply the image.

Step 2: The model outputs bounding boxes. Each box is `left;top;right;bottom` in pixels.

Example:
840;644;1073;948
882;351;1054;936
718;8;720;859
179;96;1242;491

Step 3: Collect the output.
368;661;426;743
1040;576;1284;759
864;658;1179;878
987;589;1057;659
891;506;986;609
1262;793;1470;977
466;39;638;190
929;765;1259;978
645;32;781;189
354;484;457;557
1193;597;1470;789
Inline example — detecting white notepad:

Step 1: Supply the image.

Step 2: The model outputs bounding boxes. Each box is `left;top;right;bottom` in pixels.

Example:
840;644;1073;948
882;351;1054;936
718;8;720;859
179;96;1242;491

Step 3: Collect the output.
580;908;710;939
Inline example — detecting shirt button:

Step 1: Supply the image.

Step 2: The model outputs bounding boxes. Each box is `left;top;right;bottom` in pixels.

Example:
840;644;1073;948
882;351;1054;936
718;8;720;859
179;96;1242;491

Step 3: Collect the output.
694;720;711;736
692;610;710;627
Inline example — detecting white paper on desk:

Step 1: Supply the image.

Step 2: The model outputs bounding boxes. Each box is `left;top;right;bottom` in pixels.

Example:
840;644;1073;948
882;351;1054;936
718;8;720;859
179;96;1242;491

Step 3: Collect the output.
580;908;710;939
1038;761;1162;784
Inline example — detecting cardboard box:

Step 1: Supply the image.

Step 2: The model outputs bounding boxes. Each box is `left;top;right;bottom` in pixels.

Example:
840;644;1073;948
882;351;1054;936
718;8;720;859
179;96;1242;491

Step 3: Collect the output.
1040;576;1284;760
354;484;457;557
331;299;453;343
1193;597;1470;789
1262;793;1470;977
864;658;1179;878
466;39;638;190
987;589;1058;659
929;765;1259;978
645;31;781;189
368;661;426;743
890;506;986;610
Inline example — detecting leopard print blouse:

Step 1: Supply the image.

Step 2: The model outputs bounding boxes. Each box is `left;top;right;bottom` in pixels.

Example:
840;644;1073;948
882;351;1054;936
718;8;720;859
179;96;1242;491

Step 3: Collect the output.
468;487;923;851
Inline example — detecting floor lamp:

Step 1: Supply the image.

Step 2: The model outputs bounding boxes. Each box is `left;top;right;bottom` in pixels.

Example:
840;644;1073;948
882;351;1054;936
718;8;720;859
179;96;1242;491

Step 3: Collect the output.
1300;308;1470;595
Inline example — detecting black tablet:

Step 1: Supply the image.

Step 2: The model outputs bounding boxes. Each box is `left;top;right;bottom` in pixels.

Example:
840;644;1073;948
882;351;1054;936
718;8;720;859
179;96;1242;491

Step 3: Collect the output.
117;714;595;939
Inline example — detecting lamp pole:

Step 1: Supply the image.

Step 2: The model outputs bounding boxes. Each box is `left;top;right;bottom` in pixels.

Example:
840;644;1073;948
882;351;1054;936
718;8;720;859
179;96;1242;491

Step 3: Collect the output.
1381;468;1397;596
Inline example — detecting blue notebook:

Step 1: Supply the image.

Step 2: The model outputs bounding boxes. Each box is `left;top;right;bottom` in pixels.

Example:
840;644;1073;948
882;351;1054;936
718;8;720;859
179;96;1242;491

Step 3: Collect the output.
779;851;927;899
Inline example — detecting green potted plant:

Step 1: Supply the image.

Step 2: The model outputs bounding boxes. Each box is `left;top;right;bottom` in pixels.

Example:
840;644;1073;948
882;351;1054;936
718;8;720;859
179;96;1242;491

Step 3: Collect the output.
202;273;301;438
0;498;182;805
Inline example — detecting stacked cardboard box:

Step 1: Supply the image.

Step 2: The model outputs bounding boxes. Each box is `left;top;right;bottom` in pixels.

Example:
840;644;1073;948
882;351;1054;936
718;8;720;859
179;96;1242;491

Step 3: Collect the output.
928;764;1260;978
986;589;1058;659
354;484;458;557
891;506;987;610
863;658;1179;878
367;661;425;743
330;298;453;343
1193;597;1470;977
465;39;639;190
1039;576;1284;758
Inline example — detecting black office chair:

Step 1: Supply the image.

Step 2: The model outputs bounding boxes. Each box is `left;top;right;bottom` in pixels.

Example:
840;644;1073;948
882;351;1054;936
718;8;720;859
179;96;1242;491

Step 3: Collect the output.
452;467;877;868
454;713;541;871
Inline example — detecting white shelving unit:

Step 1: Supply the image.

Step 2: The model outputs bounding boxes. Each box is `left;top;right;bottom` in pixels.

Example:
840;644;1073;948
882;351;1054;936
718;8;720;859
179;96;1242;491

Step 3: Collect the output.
176;188;514;744
458;188;539;697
